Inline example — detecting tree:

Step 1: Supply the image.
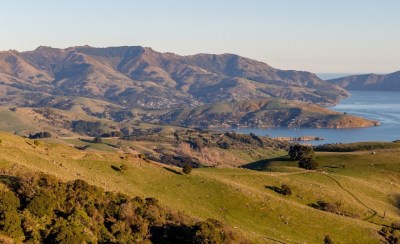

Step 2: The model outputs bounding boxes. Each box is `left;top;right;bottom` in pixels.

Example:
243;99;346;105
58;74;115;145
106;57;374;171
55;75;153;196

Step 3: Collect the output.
288;144;318;170
182;164;192;175
298;157;319;170
288;144;314;160
0;191;24;239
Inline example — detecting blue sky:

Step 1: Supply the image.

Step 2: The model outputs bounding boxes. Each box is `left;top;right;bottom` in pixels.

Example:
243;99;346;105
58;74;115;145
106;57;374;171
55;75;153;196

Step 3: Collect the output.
1;0;399;73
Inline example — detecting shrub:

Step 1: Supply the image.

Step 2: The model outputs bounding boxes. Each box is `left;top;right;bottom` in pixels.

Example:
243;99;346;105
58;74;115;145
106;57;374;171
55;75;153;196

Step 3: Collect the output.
33;140;40;146
298;157;319;170
182;164;192;175
119;164;128;173
280;184;292;196
29;132;52;139
324;235;334;244
92;137;102;143
266;184;292;196
392;221;400;230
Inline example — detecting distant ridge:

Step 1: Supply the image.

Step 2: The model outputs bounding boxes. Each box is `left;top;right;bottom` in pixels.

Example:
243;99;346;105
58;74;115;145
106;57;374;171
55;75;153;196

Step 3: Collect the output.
327;71;400;91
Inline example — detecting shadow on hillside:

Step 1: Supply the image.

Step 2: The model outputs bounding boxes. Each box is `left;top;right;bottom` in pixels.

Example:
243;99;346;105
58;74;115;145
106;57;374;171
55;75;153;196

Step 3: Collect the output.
0;174;20;190
111;165;121;172
79;138;94;143
394;194;400;211
163;167;182;175
242;156;292;171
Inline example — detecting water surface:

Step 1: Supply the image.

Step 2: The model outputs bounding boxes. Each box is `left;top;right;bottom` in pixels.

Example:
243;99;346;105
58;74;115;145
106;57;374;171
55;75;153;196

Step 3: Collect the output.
226;91;400;145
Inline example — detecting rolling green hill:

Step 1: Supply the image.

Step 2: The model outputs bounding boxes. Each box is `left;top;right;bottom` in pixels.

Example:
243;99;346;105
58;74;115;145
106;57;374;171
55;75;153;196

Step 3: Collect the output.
0;132;399;243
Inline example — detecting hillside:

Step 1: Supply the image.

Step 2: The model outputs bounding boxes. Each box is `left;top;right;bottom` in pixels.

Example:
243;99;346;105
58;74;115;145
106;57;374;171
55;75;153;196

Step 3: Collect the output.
327;71;400;91
0;45;348;110
0;132;399;243
156;99;379;128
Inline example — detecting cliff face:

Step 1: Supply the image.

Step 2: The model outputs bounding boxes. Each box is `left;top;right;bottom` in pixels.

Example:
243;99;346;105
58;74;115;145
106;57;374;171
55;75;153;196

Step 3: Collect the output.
327;71;400;91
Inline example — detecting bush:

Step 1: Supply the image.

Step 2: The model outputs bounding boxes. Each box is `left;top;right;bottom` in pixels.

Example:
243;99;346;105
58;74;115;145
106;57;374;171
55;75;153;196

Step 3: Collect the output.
280;184;292;196
92;137;102;143
182;164;192;175
324;235;334;244
29;132;52;139
392;221;400;230
0;172;246;243
119;164;128;173
33;140;40;146
266;184;292;196
298;157;319;170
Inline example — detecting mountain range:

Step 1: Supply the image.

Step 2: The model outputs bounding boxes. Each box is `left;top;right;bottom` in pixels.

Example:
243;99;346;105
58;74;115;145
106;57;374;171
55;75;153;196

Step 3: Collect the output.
327;71;400;91
0;45;378;134
0;45;349;109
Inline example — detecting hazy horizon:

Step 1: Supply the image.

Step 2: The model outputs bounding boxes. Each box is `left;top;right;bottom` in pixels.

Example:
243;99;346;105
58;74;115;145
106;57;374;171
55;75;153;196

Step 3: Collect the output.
1;0;399;74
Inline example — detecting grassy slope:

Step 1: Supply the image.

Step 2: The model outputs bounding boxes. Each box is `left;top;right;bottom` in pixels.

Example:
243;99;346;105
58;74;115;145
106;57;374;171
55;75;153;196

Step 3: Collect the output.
0;132;398;243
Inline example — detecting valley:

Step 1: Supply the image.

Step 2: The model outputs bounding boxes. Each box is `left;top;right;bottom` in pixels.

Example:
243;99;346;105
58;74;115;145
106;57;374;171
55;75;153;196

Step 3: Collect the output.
0;132;399;243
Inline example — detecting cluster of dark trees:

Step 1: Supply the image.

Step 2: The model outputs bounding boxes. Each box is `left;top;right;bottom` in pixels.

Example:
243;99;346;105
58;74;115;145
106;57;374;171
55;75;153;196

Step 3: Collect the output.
71;120;103;136
315;142;397;152
288;144;319;170
72;120;123;138
28;132;52;139
0;172;245;243
159;154;201;168
266;184;292;196
309;201;357;218
178;131;288;151
380;222;400;244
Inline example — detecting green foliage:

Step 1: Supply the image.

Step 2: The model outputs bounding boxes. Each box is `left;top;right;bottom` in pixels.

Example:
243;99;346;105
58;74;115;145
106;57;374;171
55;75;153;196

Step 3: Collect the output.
46;218;88;244
315;141;400;152
0;191;20;211
194;219;232;244
298;157;319;170
183;163;192;174
26;190;57;217
288;144;314;160
288;144;318;170
0;191;24;239
0;172;243;243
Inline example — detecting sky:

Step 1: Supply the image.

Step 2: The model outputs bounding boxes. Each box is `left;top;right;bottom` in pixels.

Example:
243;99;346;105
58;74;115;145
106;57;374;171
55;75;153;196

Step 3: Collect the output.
1;0;399;73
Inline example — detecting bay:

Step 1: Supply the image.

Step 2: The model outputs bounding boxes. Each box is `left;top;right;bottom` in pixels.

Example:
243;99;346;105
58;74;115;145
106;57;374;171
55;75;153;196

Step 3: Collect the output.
225;91;400;145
